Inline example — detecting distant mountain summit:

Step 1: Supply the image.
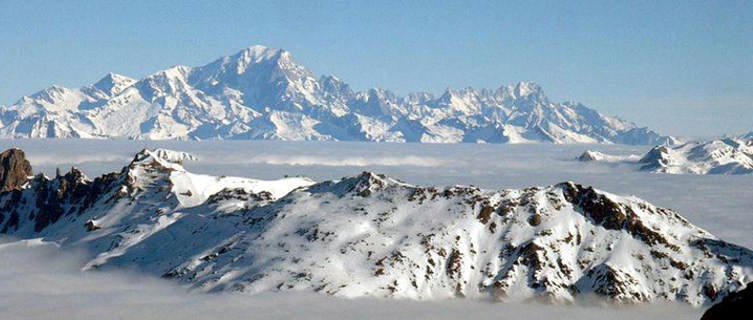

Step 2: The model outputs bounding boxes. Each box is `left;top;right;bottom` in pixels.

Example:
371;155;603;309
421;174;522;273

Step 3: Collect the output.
0;45;670;144
578;134;753;175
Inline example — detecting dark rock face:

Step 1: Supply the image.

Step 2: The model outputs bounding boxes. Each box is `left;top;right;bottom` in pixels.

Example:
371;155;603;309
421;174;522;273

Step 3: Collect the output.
701;283;753;320
0;167;121;233
638;145;670;171
561;182;672;247
0;148;33;192
577;151;599;161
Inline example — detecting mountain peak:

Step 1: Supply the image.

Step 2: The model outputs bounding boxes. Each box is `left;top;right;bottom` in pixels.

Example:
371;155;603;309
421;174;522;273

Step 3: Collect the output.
0;148;33;192
0;45;669;144
223;45;302;76
92;72;136;96
234;45;284;63
129;148;196;169
0;148;750;305
505;81;545;100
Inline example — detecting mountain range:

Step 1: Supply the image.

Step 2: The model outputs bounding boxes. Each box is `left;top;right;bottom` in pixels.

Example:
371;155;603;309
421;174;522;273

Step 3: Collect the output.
0;147;750;305
0;45;670;144
578;134;753;174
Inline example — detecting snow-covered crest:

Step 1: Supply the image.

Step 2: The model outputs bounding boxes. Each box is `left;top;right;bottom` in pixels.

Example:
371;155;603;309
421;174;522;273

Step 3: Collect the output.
579;136;753;174
0;45;670;144
0;148;750;306
577;150;641;163
149;148;198;165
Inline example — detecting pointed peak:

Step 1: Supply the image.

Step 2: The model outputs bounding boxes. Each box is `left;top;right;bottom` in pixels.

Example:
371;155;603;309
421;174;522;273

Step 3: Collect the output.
164;64;192;74
516;81;542;90
233;45;286;63
144;65;192;82
577;150;605;162
402;91;434;105
211;45;308;78
100;72;133;81
345;171;409;190
92;73;136;95
511;81;544;97
0;148;33;192
22;85;72;103
151;148;198;163
128;148;197;171
306;171;409;196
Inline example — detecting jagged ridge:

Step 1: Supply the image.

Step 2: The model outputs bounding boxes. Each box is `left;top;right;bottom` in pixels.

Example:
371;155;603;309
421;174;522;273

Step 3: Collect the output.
0;148;750;305
0;45;670;144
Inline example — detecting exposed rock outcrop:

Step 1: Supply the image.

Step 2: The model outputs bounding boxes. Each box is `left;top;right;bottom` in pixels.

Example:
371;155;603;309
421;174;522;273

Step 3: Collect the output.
701;282;753;320
0;148;33;192
0;148;751;306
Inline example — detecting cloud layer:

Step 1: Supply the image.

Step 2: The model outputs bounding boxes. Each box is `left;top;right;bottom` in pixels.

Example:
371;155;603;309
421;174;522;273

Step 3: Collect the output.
0;239;703;320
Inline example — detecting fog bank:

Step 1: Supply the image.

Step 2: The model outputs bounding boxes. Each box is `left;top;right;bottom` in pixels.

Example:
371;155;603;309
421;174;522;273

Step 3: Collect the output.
0;239;704;320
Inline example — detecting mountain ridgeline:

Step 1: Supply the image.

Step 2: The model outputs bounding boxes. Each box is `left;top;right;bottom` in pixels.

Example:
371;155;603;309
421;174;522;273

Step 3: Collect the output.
0;148;750;306
0;45;669;144
578;135;753;175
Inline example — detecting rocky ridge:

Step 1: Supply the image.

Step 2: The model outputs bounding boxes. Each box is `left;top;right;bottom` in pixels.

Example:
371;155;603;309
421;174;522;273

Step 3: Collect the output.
0;148;33;192
0;148;750;305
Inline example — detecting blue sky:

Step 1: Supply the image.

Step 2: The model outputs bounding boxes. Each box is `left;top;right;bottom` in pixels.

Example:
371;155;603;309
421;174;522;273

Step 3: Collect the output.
0;0;750;137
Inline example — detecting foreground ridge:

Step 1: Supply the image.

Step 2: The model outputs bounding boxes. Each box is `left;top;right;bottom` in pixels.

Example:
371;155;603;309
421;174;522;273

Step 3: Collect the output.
701;282;753;319
0;45;669;144
0;148;750;305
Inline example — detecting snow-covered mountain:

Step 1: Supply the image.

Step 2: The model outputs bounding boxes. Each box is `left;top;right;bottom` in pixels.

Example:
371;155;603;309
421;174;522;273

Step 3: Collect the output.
577;150;641;163
578;136;753;174
0;45;670;144
0;148;750;305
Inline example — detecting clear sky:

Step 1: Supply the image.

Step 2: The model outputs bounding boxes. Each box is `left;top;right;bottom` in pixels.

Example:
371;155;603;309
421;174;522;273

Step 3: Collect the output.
1;0;751;137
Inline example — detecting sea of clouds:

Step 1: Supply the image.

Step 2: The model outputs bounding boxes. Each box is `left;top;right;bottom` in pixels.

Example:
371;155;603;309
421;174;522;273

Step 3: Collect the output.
0;239;702;320
3;139;750;248
0;139;747;319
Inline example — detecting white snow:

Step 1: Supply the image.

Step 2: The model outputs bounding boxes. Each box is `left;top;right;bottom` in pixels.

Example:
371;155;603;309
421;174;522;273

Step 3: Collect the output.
578;150;641;162
0;240;703;320
0;45;669;145
0;146;750;307
579;137;753;175
2;139;750;250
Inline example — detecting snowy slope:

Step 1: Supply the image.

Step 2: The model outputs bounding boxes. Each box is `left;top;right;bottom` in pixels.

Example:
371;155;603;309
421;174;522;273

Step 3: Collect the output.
579;137;753;174
0;45;669;144
577;150;641;162
0;148;751;306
